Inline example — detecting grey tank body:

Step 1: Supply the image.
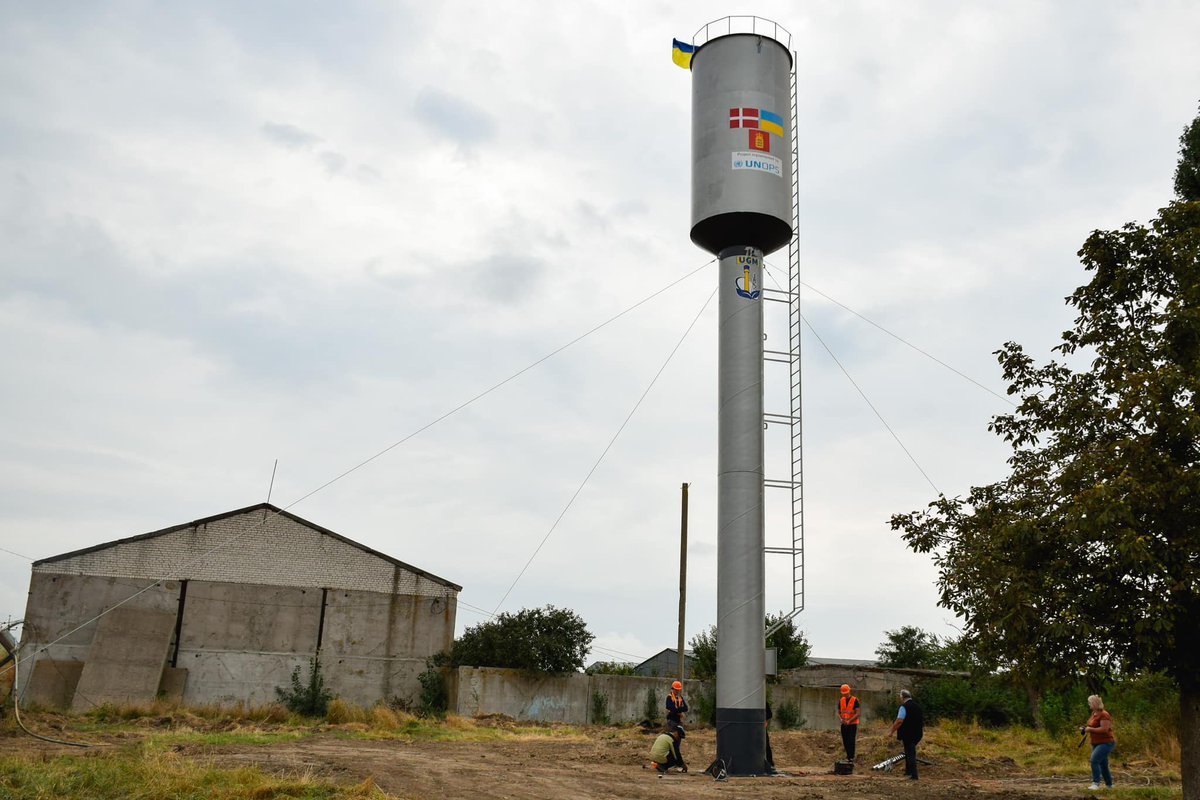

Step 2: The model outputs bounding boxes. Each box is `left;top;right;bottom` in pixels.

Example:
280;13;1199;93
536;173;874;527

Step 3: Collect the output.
690;34;794;256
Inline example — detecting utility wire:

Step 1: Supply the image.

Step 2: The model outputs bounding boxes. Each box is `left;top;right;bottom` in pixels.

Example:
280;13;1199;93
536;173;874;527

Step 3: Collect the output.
760;264;941;494
763;262;1014;406
492;286;719;615
0;546;33;560
3;258;716;684
802;316;942;496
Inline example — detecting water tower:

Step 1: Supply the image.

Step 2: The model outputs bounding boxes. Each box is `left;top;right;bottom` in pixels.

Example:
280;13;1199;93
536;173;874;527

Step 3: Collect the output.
688;17;794;775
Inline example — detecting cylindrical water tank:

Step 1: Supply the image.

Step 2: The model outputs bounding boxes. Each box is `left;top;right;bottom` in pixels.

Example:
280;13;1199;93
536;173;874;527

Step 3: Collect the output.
690;33;793;256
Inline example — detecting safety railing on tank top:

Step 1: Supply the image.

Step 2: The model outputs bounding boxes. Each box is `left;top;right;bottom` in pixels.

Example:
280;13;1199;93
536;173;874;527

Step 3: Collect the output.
691;15;793;50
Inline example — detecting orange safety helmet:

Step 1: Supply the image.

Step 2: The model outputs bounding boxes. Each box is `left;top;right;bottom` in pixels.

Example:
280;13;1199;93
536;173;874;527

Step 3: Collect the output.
672;681;683;691
840;684;851;695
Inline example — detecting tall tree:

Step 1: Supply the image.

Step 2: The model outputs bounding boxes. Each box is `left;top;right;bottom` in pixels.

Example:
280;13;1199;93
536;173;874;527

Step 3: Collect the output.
1177;103;1200;202
874;625;943;669
688;614;811;680
892;107;1200;798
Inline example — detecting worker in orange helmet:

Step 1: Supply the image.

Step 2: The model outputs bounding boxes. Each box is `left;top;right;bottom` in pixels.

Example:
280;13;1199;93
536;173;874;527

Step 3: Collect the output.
838;683;861;762
666;680;689;727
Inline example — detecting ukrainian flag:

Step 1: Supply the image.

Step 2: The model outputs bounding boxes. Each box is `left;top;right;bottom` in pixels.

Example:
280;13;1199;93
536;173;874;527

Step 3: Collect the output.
672;38;695;70
760;110;785;137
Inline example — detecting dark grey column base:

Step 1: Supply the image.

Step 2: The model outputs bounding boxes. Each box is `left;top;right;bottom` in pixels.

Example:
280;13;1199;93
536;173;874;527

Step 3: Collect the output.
715;706;768;775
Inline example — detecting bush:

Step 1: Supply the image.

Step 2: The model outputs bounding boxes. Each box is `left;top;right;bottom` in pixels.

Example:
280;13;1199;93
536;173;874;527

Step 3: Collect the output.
691;685;717;727
416;656;449;718
591;690;610;725
643;687;659;723
919;675;1029;727
585;661;636;676
274;658;333;717
775;700;804;730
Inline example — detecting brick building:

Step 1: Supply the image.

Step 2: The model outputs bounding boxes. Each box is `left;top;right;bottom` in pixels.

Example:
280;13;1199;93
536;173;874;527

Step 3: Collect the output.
17;503;460;710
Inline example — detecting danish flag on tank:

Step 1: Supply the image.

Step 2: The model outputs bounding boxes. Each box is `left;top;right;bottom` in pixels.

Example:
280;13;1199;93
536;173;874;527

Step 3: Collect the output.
729;107;785;137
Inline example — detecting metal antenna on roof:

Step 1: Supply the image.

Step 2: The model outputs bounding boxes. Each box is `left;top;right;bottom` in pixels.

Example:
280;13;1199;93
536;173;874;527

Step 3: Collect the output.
266;459;279;506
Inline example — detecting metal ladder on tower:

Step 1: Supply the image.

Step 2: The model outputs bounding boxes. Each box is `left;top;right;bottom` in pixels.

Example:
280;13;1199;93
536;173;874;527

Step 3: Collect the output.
763;59;804;639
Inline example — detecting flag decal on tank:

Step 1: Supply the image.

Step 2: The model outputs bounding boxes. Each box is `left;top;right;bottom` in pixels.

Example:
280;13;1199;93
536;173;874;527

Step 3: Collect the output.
729;108;785;138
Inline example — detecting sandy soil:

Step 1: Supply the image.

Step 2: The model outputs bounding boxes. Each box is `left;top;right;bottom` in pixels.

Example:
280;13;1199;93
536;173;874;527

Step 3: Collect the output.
186;726;1157;800
5;718;1175;799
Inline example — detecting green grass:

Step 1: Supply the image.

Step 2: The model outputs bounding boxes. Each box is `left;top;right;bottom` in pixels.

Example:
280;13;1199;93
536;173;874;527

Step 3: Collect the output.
0;741;390;800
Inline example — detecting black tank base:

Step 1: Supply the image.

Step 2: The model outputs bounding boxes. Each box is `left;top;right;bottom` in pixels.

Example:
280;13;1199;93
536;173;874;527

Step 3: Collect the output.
715;706;768;776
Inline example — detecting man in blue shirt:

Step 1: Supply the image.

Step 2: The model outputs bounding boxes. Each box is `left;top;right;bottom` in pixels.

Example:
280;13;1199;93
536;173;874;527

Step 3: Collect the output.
888;689;924;780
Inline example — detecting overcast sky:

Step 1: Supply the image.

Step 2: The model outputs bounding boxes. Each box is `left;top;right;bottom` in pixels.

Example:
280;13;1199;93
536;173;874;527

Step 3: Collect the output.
3;1;1199;667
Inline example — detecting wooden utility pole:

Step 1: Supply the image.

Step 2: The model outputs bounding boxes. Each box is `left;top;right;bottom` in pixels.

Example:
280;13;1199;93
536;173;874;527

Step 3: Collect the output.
677;482;689;679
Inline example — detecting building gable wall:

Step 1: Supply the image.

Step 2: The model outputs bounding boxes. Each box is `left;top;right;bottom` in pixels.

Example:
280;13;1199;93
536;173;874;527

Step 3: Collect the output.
33;508;451;598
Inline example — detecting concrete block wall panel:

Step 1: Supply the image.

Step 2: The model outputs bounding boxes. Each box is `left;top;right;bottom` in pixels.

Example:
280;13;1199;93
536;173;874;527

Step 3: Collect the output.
22;660;83;709
17;573;178;698
324;655;426;707
33;508;454;597
22;573;179;647
179;581;321;654
322;587;454;660
176;650;312;706
446;669;894;731
159;667;188;703
71;606;176;712
588;673;676;723
452;667;591;724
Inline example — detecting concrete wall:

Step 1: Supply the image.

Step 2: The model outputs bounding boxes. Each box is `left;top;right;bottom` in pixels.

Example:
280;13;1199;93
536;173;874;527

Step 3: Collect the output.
20;571;457;709
449;667;676;724
447;667;899;730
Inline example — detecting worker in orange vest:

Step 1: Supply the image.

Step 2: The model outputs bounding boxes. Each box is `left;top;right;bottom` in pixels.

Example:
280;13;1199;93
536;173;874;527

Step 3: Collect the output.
666;680;688;727
838;683;861;761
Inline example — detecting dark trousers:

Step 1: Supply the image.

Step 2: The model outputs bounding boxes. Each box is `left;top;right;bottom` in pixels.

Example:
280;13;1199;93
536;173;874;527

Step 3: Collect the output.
902;737;920;779
655;749;682;773
840;723;858;760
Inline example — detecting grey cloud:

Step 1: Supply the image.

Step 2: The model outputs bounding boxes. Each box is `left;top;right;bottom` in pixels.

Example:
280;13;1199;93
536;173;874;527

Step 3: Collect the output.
261;122;322;150
413;87;496;148
318;150;347;174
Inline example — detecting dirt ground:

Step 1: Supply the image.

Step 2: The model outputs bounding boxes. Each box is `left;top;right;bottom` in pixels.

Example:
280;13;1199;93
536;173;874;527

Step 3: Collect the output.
187;726;1165;800
8;720;1176;799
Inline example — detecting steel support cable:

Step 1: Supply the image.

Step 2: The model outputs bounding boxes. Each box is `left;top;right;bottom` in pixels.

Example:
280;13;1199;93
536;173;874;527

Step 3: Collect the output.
2;258;717;684
492;286;719;615
762;263;1014;407
801;315;942;496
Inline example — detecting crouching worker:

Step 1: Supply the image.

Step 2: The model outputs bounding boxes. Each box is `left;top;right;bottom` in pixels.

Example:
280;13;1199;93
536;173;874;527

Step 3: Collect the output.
649;725;687;774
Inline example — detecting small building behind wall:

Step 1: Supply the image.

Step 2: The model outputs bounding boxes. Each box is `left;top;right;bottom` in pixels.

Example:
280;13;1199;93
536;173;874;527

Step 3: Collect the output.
17;503;460;711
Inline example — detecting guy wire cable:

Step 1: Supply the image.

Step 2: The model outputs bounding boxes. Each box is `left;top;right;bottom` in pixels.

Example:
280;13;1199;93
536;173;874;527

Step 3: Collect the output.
801;315;942;496
2;257;717;684
762;261;1014;407
492;285;719;615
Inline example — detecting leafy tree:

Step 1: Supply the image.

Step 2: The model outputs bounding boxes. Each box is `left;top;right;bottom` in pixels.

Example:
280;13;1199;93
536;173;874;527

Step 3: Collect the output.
450;605;594;673
1177;103;1200;202
688;614;810;680
689;626;718;680
874;626;943;669
584;661;636;676
766;612;811;671
891;107;1200;797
